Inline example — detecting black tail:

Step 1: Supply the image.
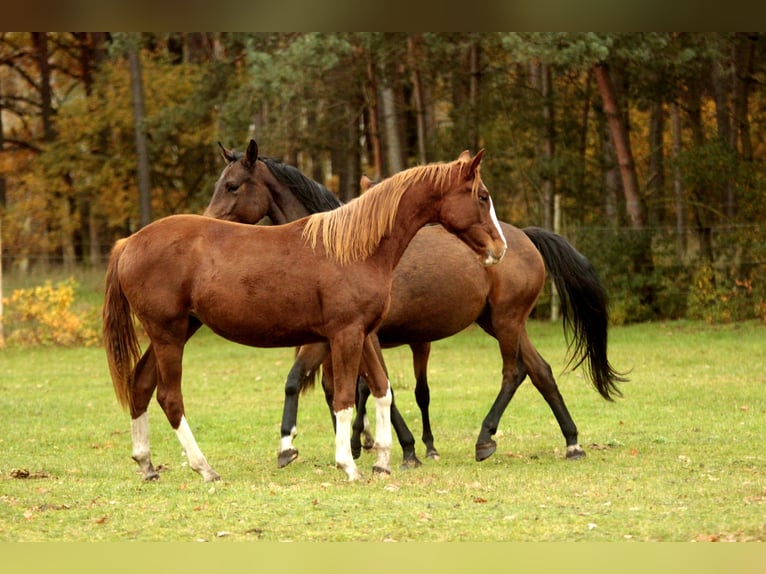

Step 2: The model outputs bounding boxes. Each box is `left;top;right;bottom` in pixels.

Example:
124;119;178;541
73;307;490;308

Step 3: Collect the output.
523;227;628;400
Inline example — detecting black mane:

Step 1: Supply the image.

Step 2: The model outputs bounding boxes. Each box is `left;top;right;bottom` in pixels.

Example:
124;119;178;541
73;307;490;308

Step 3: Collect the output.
260;156;343;214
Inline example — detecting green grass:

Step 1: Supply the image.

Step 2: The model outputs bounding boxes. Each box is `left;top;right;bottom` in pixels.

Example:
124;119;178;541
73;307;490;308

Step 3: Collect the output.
1;319;765;541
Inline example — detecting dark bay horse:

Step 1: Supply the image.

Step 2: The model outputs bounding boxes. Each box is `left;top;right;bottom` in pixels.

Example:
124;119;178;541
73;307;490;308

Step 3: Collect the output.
103;146;507;482
204;141;625;468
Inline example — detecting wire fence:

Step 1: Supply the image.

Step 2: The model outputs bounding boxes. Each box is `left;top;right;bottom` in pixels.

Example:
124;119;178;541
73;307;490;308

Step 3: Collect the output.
2;224;766;324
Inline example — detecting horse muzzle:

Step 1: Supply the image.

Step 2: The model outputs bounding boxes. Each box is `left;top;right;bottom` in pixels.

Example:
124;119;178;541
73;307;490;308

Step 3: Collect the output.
482;245;506;266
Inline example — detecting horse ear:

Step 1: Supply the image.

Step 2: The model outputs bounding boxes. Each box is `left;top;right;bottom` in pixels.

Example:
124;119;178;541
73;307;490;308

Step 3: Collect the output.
468;149;484;175
218;142;235;164
245;139;258;166
360;175;373;191
457;150;472;162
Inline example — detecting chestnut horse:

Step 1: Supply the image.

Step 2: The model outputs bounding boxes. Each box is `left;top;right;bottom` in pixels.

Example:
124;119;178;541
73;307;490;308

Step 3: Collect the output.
203;141;625;469
102;147;507;482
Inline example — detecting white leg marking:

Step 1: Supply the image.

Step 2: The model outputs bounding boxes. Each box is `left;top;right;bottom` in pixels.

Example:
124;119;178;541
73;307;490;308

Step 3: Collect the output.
280;426;297;453
175;416;220;482
335;407;361;480
373;383;393;474
131;412;158;479
131;412;151;462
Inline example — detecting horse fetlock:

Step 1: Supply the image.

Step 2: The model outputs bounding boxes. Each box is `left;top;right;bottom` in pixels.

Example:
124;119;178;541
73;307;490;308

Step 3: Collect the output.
337;460;363;481
135;461;159;481
198;467;221;482
372;465;391;477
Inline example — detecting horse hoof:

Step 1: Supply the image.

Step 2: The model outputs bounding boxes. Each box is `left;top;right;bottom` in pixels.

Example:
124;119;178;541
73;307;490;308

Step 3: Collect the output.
475;440;497;462
400;456;422;470
202;470;221;482
142;471;160;481
566;445;586;460
426;449;441;461
362;436;375;451
372;465;391;476
278;448;299;468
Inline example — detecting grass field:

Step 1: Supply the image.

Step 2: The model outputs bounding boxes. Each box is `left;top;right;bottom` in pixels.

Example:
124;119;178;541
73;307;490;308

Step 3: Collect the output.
1;317;765;542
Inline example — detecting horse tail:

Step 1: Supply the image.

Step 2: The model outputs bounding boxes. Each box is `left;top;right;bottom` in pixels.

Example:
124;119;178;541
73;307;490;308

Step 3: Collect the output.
523;226;628;400
102;239;142;412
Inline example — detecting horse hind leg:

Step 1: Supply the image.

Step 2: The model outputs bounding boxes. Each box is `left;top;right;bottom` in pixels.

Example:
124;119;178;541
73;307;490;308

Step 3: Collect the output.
153;338;221;482
360;337;395;476
352;377;375;458
411;342;439;461
129;346;161;480
520;333;585;459
474;322;527;462
278;342;330;468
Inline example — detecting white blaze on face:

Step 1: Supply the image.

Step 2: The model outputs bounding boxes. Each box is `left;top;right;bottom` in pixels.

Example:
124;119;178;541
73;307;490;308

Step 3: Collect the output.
484;197;506;264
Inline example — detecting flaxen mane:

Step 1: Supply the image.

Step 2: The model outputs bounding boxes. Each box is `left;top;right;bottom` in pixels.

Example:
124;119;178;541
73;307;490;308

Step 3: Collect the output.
302;158;480;265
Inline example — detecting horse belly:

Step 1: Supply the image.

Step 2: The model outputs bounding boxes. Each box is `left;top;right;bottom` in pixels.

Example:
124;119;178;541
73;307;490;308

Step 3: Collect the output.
377;229;489;346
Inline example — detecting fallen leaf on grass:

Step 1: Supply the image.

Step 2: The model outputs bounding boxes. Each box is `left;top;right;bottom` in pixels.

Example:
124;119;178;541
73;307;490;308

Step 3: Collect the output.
473;497;488;504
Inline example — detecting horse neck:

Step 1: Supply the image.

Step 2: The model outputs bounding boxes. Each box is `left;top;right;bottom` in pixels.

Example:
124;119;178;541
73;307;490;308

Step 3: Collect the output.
264;181;313;225
367;181;441;272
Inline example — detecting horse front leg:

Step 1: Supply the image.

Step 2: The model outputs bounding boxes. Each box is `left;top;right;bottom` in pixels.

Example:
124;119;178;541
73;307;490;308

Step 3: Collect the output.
278;342;330;468
329;331;365;481
520;332;585;459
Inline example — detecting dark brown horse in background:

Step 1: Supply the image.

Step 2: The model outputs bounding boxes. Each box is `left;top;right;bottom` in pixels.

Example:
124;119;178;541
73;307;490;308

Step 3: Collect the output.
204;141;625;469
103;145;506;481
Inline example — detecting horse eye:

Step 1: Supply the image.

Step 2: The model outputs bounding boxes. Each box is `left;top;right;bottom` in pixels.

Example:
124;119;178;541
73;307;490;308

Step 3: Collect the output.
479;192;489;203
226;182;240;193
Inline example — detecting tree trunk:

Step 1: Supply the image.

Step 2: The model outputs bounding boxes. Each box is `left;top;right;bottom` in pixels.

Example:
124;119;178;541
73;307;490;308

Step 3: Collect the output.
670;102;686;260
365;57;383;180
468;41;481;154
408;35;427;164
378;60;403;175
733;32;755;163
685;74;715;264
648;100;665;224
128;36;153;228
599;111;621;226
31;33;54;142
711;48;736;219
593;63;646;229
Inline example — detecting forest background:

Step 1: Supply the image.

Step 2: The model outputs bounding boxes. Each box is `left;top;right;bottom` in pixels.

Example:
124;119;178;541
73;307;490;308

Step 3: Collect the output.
1;32;765;337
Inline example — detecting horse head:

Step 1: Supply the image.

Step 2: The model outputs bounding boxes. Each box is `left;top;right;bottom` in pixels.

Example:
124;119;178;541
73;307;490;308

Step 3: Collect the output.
203;139;271;223
437;150;506;266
